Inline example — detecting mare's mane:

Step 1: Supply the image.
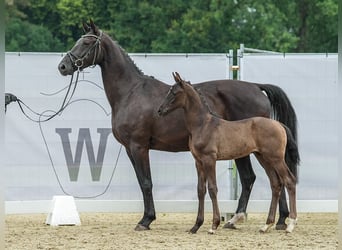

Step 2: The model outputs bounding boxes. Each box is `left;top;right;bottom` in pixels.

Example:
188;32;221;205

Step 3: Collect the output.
111;37;154;79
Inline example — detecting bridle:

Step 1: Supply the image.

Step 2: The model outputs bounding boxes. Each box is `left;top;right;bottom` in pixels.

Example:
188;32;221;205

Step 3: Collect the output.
67;30;103;70
10;31;104;122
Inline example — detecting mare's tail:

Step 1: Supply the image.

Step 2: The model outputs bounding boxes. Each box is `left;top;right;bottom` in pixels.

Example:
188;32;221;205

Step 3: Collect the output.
258;83;300;182
258;84;298;143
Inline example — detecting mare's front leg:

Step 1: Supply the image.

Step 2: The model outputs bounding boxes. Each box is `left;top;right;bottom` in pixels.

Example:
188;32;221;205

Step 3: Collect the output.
224;156;255;229
189;160;206;234
126;146;156;231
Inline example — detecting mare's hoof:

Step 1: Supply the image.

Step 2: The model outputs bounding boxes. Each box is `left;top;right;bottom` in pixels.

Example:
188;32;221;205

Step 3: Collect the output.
275;224;287;230
223;222;237;229
208;229;216;234
188;227;198;234
135;224;150;231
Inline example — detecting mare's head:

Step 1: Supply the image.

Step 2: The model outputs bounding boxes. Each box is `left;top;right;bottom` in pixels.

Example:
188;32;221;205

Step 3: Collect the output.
58;19;103;75
158;72;191;116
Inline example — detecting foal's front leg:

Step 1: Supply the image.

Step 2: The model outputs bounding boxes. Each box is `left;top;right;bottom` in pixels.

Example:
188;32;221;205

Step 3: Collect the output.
190;160;206;234
207;160;220;234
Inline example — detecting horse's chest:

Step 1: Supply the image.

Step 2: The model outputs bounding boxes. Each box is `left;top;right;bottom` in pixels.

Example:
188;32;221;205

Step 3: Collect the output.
189;135;213;155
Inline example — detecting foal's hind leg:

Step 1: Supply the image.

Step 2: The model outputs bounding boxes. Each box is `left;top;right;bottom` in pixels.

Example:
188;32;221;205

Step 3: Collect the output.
260;171;282;233
277;163;297;233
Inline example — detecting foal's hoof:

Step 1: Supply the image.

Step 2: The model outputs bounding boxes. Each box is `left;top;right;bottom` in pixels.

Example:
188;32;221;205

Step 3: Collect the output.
275;223;287;230
285;218;297;233
208;229;216;234
223;222;237;229
135;224;150;231
259;223;274;233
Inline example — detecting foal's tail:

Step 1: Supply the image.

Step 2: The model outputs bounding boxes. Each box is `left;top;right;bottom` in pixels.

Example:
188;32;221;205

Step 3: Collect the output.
283;125;300;183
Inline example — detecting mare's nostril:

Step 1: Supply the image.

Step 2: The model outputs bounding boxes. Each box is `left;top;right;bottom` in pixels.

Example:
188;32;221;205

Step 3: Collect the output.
60;64;66;70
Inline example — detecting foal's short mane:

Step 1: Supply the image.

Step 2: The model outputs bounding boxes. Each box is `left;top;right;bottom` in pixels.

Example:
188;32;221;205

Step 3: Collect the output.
194;87;221;118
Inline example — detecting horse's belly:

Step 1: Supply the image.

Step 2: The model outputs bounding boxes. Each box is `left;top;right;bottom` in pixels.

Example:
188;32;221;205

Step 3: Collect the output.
216;139;255;160
216;150;250;161
150;139;189;152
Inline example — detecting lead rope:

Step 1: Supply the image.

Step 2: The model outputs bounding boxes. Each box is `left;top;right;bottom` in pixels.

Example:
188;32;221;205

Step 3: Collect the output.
6;68;122;199
13;70;79;122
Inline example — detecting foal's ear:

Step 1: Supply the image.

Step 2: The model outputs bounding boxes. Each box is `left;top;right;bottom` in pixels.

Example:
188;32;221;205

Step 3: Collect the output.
89;18;100;35
173;72;183;83
82;22;90;33
173;72;187;89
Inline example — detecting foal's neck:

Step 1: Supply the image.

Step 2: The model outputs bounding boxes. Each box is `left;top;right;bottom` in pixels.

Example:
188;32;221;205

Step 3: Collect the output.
183;87;212;131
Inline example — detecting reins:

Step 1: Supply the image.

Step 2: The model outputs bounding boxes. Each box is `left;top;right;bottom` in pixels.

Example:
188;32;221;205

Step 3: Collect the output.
6;31;122;198
9;31;104;122
8;69;80;122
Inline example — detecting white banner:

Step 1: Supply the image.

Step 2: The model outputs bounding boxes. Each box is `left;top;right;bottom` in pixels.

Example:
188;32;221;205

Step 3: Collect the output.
241;53;338;200
5;52;337;206
5;53;232;201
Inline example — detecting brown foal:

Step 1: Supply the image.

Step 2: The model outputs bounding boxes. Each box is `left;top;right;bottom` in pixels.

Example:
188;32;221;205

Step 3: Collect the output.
158;72;298;234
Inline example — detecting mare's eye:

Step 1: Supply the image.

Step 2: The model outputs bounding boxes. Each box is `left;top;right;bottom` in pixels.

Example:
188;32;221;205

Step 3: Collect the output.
83;39;91;45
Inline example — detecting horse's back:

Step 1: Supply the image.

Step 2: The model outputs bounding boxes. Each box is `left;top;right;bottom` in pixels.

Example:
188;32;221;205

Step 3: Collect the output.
194;79;271;120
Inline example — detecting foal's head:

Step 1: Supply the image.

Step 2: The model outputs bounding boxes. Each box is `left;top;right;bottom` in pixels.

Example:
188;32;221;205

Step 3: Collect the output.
157;72;191;116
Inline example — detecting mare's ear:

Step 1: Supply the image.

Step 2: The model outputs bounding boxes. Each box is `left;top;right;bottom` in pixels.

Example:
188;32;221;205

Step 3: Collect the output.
82;22;90;33
89;18;100;35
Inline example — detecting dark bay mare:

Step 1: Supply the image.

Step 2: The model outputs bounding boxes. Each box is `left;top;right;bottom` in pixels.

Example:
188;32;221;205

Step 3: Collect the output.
58;20;299;231
158;72;299;234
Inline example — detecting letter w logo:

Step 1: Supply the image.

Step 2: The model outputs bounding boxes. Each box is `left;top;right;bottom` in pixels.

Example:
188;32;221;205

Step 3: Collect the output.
55;128;112;182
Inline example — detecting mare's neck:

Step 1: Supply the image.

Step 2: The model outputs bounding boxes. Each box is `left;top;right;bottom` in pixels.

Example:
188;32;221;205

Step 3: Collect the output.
98;34;146;104
183;88;212;132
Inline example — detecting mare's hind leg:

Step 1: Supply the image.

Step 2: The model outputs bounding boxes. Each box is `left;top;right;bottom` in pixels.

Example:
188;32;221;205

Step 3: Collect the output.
224;156;255;229
224;156;290;230
190;160;207;234
276;188;289;230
